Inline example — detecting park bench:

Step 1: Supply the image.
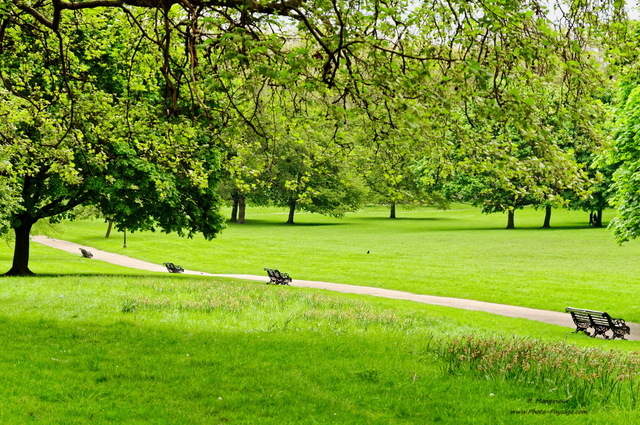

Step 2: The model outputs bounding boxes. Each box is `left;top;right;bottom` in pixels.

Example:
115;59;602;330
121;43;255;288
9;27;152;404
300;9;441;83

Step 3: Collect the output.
566;307;630;340
164;262;184;273
79;248;93;258
264;267;292;285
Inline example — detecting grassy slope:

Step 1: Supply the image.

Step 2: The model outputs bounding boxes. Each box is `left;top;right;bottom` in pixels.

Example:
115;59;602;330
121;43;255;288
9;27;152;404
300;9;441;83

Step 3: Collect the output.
40;205;640;321
0;274;638;424
1;206;640;423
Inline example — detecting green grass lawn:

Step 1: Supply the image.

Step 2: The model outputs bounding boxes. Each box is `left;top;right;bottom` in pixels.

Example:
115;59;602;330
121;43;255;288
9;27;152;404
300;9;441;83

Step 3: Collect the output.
26;204;640;322
1;273;639;424
2;205;640;423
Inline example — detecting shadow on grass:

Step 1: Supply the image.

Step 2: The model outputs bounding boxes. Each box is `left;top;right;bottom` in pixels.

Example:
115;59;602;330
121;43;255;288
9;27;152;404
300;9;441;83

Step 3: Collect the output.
222;218;600;232
226;219;346;227
0;272;222;280
474;224;602;231
354;217;456;222
403;222;600;232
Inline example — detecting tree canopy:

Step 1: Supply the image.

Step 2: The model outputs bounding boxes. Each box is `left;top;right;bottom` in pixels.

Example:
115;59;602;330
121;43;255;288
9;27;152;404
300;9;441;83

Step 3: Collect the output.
0;0;632;274
1;6;225;275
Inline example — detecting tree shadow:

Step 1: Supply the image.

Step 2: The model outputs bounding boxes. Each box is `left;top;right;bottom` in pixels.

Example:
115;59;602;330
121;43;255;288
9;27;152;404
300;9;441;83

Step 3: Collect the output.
227;219;346;227
458;224;601;232
354;217;455;222
0;272;216;279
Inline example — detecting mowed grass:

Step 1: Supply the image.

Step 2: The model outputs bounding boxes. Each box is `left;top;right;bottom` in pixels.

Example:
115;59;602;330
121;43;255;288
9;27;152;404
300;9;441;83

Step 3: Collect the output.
0;273;640;424
2;206;640;423
39;205;640;322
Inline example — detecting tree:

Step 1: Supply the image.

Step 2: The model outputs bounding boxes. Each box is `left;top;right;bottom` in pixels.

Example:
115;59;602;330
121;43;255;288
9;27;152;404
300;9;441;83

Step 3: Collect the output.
410;0;620;228
0;8;225;275
2;0;626;274
609;79;640;242
260;95;365;224
350;73;449;218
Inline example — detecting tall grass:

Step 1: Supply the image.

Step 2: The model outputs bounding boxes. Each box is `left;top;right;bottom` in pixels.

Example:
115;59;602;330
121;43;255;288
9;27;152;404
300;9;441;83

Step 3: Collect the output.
117;278;435;334
438;335;640;409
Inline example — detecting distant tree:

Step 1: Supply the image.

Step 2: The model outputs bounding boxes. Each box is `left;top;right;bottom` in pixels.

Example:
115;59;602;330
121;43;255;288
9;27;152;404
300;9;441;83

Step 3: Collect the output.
351;82;449;218
411;0;616;229
442;118;589;229
265;111;366;225
217;134;271;225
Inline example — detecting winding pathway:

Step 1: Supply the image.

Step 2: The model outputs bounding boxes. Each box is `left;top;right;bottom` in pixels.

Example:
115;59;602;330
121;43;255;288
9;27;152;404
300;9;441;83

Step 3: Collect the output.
32;235;640;341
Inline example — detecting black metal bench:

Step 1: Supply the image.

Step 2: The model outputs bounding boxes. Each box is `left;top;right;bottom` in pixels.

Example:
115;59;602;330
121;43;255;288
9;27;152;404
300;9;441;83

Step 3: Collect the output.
566;307;630;340
79;248;93;258
164;262;184;273
264;267;292;285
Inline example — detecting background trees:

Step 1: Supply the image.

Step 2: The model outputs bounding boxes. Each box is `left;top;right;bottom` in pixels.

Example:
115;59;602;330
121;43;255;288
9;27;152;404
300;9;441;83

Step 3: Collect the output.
409;0;618;228
0;0;633;274
610;77;640;242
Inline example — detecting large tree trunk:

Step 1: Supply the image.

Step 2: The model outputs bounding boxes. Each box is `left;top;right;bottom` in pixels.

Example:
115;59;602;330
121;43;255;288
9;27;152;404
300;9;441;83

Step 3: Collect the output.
230;192;246;224
105;221;113;238
5;221;36;276
542;205;552;228
287;198;296;225
230;199;238;223
506;209;515;229
237;195;246;224
390;202;396;219
590;210;604;228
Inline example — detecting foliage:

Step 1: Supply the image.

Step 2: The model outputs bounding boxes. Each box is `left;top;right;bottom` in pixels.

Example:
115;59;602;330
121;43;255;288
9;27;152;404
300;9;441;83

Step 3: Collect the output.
608;22;640;242
0;7;225;274
410;0;617;227
1;0;630;272
610;84;640;242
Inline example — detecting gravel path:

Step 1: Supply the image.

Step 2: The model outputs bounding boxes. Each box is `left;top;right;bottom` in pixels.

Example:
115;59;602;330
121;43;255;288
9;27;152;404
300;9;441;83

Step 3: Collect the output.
32;235;640;341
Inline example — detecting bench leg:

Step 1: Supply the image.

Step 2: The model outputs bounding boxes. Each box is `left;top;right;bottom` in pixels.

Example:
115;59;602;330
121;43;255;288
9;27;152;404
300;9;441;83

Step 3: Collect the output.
592;325;613;340
573;323;591;337
612;329;628;340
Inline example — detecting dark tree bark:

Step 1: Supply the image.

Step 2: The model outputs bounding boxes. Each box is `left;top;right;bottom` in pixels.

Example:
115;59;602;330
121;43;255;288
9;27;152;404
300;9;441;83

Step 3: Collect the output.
15;0;305;31
4;220;36;276
590;210;604;228
230;199;238;223
105;221;113;238
596;209;603;228
237;195;246;224
506;209;515;229
390;202;396;219
287;198;296;225
230;192;246;223
542;205;552;228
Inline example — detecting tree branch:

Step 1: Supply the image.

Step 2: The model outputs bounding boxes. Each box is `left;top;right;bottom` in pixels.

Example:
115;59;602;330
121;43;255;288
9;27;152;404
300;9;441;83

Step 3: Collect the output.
14;2;56;29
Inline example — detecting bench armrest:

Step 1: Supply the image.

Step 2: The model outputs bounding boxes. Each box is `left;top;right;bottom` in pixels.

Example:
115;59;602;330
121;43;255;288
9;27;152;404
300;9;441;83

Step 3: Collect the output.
611;317;627;326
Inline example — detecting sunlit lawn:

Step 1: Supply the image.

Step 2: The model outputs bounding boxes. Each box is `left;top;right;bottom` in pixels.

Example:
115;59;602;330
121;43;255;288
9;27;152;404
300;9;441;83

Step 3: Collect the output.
29;204;640;322
0;273;639;424
2;205;640;423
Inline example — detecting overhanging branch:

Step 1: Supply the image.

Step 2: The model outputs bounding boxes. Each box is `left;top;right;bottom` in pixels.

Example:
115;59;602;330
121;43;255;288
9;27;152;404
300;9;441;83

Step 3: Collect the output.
18;0;305;16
